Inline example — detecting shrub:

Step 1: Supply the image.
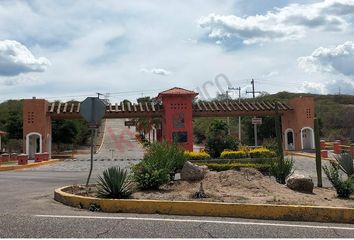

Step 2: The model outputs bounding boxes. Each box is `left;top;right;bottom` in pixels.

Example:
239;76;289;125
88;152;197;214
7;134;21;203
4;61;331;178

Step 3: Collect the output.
184;151;211;160
205;120;239;158
262;138;278;152
195;162;271;174
144;141;186;174
270;157;294;184
323;161;353;198
131;162;169;190
249;147;277;159
132;141;186;190
96;166;133;199
220;150;248;159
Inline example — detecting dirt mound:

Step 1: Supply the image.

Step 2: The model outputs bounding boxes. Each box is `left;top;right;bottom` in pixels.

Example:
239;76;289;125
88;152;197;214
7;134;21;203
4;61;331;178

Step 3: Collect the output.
131;168;354;207
66;168;354;208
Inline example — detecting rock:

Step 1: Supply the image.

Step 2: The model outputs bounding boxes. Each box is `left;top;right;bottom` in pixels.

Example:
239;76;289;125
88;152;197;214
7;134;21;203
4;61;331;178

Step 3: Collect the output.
180;161;207;181
286;174;314;193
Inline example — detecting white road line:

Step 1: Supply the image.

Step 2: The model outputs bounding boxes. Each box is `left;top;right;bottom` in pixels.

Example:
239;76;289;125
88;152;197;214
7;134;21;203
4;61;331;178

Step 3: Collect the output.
34;215;354;231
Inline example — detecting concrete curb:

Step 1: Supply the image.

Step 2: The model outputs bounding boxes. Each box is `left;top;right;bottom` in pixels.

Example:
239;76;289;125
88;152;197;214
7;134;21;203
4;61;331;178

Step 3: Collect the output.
285;152;331;161
55;186;354;224
0;159;60;171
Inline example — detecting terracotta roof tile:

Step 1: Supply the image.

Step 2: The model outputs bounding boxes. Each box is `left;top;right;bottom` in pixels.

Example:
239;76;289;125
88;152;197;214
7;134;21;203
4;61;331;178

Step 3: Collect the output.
157;87;198;98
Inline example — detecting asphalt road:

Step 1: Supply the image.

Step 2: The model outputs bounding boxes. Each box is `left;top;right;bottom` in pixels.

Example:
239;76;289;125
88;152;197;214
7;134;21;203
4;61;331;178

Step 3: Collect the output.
0;119;353;238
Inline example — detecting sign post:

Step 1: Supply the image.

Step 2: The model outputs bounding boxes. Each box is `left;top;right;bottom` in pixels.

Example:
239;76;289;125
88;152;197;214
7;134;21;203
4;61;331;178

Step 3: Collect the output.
80;97;106;187
252;117;262;147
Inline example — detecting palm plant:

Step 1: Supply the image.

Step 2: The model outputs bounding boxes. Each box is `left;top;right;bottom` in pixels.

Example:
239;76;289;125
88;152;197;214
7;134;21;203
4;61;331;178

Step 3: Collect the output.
96;166;133;199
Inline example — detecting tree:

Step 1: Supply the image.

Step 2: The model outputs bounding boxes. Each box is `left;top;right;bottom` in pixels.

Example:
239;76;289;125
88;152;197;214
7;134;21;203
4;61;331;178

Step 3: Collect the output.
6;110;23;139
52;120;80;151
244;116;276;146
205;120;238;158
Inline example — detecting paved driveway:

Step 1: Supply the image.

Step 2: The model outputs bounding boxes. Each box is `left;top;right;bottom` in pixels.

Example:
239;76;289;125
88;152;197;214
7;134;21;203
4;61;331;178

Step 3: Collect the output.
291;155;332;187
76;118;144;161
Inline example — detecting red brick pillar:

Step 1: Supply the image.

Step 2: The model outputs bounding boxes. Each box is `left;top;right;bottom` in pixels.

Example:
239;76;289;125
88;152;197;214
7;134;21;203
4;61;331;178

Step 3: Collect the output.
10;153;17;161
333;140;342;154
1;153;10;162
17;154;28;165
157;87;198;151
320;140;328;158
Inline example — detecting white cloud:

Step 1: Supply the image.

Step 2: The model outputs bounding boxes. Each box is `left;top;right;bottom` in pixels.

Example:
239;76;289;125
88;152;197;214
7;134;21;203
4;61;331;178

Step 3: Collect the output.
1;75;45;86
298;41;354;76
140;68;171;76
300;79;354;95
0;40;50;76
199;0;354;44
300;81;326;94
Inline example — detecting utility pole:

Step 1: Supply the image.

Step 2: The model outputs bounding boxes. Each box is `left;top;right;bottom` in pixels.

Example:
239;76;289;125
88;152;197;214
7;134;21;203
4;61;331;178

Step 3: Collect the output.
228;86;242;143
226;90;230;133
246;79;261;146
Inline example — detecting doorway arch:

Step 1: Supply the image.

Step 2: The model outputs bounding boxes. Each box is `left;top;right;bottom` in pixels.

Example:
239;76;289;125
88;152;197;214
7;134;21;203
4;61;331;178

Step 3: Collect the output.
284;128;295;150
26;132;42;159
301;127;314;150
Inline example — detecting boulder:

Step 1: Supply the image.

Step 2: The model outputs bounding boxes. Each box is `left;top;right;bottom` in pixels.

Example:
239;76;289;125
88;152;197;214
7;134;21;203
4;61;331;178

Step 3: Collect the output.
286;174;314;193
180;161;207;181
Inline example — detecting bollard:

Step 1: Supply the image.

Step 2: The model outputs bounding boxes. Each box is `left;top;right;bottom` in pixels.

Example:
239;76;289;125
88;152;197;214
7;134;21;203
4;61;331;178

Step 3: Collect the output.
10;153;17;161
321;150;328;158
333;140;342;154
1;153;10;162
34;153;42;162
17;154;28;165
42;152;49;161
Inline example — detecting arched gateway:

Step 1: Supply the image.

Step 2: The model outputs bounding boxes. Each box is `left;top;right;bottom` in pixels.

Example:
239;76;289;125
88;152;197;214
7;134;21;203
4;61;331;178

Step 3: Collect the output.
23;87;315;159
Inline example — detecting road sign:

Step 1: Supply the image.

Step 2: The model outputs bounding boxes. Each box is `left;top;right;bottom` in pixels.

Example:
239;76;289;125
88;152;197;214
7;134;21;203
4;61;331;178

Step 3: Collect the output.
80;97;106;187
252;117;262;125
124;120;136;127
80;97;106;128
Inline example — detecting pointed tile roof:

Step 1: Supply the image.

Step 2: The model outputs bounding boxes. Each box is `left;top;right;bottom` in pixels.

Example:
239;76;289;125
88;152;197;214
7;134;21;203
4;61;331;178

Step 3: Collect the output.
157;87;198;99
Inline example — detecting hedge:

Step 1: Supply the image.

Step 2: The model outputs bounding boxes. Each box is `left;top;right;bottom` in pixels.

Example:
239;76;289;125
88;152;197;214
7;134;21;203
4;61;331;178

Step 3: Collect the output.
184;151;211;160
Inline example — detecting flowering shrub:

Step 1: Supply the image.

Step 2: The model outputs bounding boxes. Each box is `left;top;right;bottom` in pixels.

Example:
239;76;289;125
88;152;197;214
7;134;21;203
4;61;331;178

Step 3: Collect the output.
184;151;211;160
220;147;276;159
249;147;277;158
220;150;248;159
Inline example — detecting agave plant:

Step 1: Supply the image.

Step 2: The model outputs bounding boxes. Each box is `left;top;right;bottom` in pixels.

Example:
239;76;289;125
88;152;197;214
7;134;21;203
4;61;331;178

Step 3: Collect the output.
96;166;133;199
333;153;354;178
323;160;353;198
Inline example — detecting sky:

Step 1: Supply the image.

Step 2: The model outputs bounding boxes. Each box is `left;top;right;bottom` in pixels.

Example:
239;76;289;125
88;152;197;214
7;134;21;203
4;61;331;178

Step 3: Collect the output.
0;0;354;103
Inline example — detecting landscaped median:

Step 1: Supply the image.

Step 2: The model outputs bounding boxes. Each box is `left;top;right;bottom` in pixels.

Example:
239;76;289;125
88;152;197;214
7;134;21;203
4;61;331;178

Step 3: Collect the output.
54;185;354;224
0;159;60;171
